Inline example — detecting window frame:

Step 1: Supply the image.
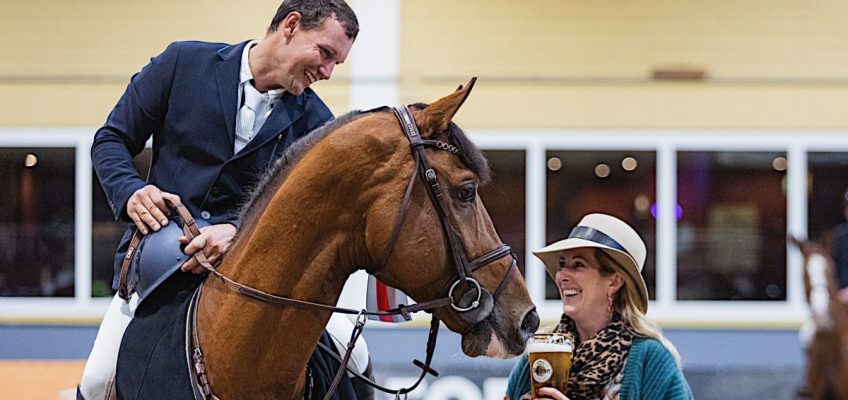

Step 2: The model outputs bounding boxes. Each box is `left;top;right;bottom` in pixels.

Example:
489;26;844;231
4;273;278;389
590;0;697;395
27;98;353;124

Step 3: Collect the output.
0;128;103;319
469;129;848;326
2;127;848;327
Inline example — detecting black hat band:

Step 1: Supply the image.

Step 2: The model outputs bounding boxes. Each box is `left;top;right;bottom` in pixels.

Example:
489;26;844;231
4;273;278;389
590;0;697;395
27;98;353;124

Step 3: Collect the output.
568;226;628;255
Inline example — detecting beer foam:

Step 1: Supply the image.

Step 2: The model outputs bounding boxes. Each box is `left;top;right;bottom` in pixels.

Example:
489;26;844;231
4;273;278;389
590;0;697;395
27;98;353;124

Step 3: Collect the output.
527;341;572;353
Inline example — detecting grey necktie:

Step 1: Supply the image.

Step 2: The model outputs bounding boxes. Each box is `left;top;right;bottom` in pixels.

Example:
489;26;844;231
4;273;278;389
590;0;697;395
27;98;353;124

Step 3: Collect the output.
234;83;263;153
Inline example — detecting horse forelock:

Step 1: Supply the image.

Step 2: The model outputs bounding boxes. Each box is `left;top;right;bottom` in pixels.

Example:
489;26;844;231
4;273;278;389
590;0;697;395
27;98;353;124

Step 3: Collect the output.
447;121;491;185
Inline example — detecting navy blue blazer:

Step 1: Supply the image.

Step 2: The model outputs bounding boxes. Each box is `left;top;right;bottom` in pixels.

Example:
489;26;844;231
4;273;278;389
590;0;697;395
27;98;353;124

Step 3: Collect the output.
92;40;334;287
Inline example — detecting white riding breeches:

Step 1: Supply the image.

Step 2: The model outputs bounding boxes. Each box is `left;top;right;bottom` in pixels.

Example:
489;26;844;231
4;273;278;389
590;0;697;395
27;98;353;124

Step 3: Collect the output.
79;292;139;400
325;313;371;375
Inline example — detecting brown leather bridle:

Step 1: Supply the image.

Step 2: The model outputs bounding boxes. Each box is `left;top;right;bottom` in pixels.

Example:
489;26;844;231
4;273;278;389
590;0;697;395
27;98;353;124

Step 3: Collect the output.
121;105;519;399
383;105;518;321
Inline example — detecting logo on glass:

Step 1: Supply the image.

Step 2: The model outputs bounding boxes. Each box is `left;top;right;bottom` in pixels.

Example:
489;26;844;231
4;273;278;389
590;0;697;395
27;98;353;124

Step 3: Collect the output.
527;333;573;399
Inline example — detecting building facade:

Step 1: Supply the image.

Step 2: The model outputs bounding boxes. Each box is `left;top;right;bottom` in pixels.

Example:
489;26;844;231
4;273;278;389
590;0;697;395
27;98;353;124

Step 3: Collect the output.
2;1;848;398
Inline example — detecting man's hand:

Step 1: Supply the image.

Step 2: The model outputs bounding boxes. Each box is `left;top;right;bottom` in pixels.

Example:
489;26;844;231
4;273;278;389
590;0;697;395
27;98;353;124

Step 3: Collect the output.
127;185;180;234
179;223;238;274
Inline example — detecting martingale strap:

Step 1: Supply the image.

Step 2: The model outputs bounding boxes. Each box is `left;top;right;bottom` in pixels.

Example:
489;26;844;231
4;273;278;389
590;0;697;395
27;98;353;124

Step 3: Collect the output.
315;315;441;397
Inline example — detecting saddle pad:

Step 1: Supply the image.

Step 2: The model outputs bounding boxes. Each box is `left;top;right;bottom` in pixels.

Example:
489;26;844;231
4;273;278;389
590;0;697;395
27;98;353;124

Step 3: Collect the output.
116;271;201;400
115;271;359;399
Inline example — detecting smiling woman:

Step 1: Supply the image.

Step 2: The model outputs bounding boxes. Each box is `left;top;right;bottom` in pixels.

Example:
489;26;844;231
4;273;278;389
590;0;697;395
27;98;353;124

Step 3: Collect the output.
506;214;692;400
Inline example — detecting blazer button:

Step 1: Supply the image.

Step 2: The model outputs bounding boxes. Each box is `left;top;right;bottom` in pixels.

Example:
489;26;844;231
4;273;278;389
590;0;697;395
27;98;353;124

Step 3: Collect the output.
200;211;211;220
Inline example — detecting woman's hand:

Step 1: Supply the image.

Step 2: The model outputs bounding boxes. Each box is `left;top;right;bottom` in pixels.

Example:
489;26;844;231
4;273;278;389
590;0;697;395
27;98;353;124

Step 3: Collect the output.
535;387;569;400
179;223;237;274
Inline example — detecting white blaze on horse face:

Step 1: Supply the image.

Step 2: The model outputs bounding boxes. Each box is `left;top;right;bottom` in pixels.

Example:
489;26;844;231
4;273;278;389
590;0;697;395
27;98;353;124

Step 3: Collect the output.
808;253;832;328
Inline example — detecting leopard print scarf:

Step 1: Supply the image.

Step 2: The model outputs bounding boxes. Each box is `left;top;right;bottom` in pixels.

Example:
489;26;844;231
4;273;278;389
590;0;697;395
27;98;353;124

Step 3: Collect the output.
551;313;634;400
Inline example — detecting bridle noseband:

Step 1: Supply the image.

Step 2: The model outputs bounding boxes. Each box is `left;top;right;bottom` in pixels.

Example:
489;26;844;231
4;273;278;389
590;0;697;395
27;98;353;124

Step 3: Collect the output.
126;105;519;400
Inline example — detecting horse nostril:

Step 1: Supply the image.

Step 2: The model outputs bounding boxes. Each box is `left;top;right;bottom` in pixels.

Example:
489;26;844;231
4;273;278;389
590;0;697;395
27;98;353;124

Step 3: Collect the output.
520;308;540;340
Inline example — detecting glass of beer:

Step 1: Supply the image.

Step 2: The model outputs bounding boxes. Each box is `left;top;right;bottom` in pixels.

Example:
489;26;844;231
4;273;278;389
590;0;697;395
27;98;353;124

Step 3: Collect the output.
527;333;573;399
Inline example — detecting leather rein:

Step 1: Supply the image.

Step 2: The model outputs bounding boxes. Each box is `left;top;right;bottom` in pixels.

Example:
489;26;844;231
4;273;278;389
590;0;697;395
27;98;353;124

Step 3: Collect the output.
118;105;518;399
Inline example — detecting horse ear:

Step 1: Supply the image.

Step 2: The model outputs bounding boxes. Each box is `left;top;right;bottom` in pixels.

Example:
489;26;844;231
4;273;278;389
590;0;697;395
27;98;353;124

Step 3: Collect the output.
416;77;477;137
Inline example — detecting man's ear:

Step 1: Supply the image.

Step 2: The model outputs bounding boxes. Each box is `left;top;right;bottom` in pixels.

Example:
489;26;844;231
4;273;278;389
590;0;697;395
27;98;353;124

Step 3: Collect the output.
282;12;301;37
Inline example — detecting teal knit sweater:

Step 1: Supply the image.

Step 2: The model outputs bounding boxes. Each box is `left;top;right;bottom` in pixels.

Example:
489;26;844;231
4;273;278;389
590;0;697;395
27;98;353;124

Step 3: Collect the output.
506;337;693;400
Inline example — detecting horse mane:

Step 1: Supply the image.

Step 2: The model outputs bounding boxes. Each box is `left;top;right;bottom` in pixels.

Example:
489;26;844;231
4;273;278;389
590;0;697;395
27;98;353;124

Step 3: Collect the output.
238;109;371;224
238;104;492;226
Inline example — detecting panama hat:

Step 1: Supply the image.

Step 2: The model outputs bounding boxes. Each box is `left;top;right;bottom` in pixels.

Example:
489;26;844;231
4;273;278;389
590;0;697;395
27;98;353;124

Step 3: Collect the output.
533;213;649;313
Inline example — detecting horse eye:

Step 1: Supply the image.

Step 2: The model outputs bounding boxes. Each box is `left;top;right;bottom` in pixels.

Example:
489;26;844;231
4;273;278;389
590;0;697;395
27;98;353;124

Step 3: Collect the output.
458;185;476;202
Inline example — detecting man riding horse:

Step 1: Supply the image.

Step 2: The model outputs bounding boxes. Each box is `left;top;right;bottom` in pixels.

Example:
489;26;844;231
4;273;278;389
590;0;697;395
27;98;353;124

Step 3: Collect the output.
80;1;368;398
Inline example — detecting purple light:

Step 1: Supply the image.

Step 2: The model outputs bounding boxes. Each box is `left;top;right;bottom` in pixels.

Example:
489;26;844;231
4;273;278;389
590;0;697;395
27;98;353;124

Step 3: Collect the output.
650;203;683;220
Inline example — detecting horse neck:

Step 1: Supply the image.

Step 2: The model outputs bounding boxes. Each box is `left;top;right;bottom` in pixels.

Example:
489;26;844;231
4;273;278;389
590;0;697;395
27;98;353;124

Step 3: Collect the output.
197;129;378;398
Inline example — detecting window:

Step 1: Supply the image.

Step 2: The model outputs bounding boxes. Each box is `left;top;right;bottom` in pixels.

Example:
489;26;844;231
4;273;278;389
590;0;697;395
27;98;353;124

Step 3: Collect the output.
544;150;657;300
0;148;76;297
479;150;526;275
807;152;848;241
2;128;843;325
676;151;787;301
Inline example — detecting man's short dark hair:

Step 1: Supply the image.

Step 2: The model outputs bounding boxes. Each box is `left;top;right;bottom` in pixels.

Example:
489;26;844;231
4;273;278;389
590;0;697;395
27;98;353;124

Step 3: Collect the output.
268;0;359;40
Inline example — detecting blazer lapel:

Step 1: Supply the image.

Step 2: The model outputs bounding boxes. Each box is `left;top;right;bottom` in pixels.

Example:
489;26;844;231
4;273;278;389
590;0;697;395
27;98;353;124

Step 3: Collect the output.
214;41;249;152
231;93;303;160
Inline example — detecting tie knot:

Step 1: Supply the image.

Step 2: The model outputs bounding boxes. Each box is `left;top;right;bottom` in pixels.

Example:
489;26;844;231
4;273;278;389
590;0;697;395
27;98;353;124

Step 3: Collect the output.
243;83;265;112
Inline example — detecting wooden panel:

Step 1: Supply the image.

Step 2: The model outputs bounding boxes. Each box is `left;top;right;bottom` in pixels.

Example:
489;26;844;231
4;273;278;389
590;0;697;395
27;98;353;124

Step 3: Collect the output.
408;81;848;129
399;0;848;128
401;0;848;80
0;80;349;127
0;1;350;126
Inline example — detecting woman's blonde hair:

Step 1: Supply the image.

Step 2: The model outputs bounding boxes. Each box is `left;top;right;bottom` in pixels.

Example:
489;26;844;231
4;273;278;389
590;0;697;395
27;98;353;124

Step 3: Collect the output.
596;249;682;365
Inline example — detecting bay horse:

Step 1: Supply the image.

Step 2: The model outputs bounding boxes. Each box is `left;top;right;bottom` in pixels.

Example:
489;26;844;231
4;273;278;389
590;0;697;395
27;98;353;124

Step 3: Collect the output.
117;79;539;399
791;236;848;400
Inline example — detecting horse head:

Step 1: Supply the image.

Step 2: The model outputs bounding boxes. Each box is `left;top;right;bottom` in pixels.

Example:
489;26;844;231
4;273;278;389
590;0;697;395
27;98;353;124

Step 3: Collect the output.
361;79;539;358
